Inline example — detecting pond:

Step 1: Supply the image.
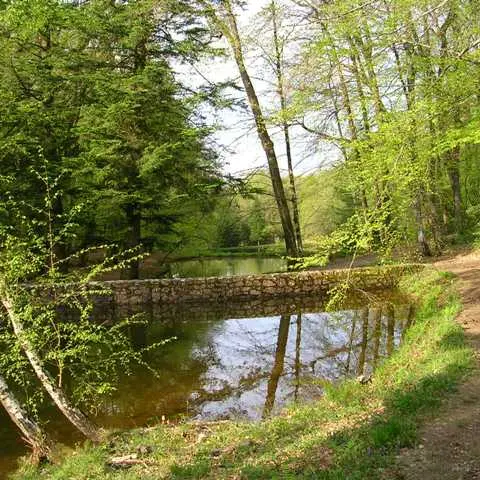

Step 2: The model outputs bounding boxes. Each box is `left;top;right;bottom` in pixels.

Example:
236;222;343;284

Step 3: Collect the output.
166;256;287;278
0;293;413;477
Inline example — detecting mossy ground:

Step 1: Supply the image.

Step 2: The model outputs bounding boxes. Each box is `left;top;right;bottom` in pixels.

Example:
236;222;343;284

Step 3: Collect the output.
12;268;474;480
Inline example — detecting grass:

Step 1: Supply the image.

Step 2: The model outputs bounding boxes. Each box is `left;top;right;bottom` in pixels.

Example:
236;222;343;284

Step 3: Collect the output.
12;268;474;479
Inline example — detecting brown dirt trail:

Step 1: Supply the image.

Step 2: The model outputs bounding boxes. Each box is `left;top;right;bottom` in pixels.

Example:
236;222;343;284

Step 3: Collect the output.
397;250;480;479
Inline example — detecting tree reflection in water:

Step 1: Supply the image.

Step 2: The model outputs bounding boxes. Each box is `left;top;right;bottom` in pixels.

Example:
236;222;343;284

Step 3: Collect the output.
263;314;291;418
0;297;413;475
190;303;410;420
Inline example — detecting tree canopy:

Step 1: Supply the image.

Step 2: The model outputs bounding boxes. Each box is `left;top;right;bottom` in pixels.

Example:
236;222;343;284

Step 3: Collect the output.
0;0;222;278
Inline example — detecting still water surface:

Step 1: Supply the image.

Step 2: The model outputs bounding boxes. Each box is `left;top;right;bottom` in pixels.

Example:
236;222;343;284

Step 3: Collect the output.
167;256;286;278
0;294;412;477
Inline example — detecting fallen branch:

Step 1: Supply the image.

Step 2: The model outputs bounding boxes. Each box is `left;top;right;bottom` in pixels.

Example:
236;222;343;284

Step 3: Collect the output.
107;454;157;469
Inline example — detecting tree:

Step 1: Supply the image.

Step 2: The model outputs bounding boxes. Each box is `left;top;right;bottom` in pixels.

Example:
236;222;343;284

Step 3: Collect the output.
269;0;304;253
74;0;221;278
0;0;224;457
290;0;480;257
1;290;100;442
0;166;154;459
199;0;299;260
247;0;305;253
0;373;51;462
0;0;222;279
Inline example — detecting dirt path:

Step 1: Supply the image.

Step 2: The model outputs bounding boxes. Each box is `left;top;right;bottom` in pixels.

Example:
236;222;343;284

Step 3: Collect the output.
396;250;480;479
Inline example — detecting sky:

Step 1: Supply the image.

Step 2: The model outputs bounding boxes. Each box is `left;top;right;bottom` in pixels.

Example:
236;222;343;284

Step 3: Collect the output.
179;1;335;179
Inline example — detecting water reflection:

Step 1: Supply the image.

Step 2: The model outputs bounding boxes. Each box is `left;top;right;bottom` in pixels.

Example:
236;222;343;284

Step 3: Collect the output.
294;313;302;402
263;314;291;418
0;295;413;477
96;300;411;423
168;256;286;278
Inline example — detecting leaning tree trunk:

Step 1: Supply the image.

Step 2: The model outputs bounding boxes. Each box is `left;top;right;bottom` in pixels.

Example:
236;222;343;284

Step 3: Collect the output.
0;373;51;461
221;1;299;260
1;295;101;442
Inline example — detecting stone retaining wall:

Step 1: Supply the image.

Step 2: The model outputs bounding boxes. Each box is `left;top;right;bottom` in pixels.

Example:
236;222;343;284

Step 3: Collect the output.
92;264;421;307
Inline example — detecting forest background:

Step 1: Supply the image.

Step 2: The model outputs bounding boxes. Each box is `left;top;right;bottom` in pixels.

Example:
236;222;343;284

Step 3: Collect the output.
1;0;478;278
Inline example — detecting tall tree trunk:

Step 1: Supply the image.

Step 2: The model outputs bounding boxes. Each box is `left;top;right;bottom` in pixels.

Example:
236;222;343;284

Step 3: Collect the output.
354;25;386;117
324;28;371;211
425;119;446;250
219;1;299;259
436;7;464;234
402;38;433;256
347;39;374;212
1;294;101;442
414;193;432;257
348;38;371;134
284;125;303;255
447;147;463;232
0;373;51;461
323;25;357;142
349;27;394;235
270;0;303;255
426;190;443;253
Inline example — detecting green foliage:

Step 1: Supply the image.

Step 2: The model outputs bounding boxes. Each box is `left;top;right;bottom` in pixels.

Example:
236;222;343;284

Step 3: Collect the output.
298;169;354;240
0;0;223;276
0;167;167;424
172;172;282;255
287;0;480;257
175;167;353;258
